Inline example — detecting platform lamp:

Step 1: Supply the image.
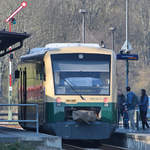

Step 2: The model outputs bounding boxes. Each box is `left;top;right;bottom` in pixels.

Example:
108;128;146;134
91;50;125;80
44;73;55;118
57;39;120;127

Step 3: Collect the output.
109;27;116;51
79;9;87;43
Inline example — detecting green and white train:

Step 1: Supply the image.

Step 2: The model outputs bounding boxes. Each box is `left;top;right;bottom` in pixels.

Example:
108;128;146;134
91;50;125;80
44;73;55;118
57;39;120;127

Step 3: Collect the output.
14;43;117;139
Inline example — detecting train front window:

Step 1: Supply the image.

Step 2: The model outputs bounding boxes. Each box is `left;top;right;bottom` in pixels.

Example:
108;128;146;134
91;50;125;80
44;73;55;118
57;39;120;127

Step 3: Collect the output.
51;54;110;95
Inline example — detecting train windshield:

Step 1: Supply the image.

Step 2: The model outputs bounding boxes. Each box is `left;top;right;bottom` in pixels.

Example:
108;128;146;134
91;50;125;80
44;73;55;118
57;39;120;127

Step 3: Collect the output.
51;53;111;95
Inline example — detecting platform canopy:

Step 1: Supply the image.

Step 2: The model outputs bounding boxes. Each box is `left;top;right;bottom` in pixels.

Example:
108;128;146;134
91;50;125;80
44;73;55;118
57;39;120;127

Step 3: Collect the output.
0;30;30;57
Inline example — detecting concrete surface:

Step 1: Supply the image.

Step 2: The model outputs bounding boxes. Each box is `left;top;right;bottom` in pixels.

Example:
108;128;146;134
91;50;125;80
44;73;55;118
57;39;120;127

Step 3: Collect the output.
0;126;62;150
115;127;150;150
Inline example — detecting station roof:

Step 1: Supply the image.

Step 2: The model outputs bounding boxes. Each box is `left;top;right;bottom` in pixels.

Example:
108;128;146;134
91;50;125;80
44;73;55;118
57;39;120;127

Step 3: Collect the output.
0;30;30;57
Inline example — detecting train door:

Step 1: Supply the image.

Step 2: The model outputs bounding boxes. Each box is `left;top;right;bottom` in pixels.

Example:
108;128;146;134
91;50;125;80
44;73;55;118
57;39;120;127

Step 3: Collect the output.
18;62;45;128
35;62;45;126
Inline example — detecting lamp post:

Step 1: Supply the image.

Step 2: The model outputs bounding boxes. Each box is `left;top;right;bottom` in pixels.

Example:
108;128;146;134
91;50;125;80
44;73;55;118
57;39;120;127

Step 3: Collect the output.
79;9;87;43
79;0;87;43
109;27;116;51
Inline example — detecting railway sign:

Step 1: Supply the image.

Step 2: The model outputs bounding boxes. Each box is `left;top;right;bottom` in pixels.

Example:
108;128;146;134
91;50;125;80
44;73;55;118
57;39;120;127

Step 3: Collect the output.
117;53;138;60
5;1;27;23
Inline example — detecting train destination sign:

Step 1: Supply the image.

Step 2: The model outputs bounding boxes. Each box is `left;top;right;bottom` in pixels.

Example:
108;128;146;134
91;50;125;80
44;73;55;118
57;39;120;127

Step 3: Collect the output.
117;53;138;60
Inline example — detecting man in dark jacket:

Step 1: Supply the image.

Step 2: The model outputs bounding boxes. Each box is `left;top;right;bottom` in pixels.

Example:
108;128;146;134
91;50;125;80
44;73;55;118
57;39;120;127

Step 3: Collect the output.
139;89;149;130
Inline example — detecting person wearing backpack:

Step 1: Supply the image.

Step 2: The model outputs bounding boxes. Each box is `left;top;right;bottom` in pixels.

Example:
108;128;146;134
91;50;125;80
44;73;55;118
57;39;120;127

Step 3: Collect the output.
139;89;149;130
126;86;138;131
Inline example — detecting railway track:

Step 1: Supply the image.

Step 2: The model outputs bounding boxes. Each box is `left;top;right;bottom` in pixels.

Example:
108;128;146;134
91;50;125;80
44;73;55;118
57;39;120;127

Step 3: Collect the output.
100;144;128;150
63;140;100;150
63;143;84;150
63;143;127;150
63;140;127;150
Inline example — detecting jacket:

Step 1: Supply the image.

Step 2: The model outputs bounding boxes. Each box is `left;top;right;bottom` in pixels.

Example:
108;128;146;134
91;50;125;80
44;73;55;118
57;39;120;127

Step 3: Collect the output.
126;91;137;110
139;95;149;112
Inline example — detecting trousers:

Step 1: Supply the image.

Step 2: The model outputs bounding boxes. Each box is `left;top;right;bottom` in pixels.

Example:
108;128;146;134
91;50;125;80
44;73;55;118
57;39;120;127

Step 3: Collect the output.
140;110;149;130
128;109;136;130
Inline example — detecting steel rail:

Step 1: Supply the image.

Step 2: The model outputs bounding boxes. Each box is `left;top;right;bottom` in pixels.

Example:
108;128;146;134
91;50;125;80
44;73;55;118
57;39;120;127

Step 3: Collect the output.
100;144;128;150
63;143;84;150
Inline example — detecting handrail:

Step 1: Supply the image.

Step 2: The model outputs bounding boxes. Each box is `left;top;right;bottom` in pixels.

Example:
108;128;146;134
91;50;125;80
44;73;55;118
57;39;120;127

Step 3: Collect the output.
0;104;39;135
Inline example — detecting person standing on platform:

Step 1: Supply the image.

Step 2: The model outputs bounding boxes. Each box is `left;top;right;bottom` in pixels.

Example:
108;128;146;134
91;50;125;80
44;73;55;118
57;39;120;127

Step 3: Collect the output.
126;86;138;131
139;89;149;130
117;89;126;126
122;104;129;129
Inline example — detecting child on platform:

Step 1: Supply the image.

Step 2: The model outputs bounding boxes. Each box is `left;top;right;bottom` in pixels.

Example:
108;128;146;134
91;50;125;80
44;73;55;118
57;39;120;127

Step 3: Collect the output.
123;104;129;129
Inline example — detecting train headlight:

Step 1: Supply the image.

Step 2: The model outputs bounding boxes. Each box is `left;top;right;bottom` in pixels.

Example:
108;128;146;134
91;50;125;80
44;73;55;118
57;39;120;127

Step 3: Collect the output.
56;97;61;103
56;97;62;106
104;97;109;107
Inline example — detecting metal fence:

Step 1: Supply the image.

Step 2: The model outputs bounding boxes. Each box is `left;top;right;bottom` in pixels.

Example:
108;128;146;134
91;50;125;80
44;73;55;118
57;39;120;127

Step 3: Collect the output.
0;104;39;134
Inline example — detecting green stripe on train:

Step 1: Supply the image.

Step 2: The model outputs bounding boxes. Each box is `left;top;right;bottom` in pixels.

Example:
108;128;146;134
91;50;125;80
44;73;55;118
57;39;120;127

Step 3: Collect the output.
45;102;117;124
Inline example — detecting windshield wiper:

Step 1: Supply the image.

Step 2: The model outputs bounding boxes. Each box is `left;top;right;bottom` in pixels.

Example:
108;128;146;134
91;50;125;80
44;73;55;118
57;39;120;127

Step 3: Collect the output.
64;79;85;100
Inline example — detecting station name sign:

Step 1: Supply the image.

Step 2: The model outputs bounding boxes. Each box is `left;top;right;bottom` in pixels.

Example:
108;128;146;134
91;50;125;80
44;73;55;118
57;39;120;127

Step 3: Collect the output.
117;53;138;60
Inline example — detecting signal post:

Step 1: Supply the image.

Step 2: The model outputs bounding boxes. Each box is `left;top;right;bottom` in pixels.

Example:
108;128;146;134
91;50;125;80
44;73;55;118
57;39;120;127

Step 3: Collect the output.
5;1;27;120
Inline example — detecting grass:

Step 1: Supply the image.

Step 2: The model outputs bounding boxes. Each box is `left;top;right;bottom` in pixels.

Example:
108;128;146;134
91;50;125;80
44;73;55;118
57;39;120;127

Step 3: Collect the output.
0;142;37;150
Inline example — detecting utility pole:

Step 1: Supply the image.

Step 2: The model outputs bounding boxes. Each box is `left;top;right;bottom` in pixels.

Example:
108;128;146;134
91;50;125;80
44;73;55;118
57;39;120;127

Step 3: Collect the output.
79;0;87;43
125;0;129;50
121;0;132;88
125;0;129;88
117;0;138;90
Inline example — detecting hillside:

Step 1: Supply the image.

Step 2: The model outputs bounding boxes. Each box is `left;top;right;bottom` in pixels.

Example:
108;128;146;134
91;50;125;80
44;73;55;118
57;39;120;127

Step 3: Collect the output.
0;0;150;98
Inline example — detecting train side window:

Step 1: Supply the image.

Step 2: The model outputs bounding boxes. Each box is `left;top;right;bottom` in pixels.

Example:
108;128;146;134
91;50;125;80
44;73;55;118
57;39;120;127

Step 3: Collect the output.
36;62;45;81
43;62;46;81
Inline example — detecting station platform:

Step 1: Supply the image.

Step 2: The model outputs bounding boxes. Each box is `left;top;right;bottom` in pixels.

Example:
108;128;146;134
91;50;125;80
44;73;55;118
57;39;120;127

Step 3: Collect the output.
0;125;62;150
106;126;150;150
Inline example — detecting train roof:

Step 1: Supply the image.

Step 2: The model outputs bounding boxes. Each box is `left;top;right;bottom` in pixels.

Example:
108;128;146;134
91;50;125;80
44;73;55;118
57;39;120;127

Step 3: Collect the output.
21;47;52;61
20;43;111;62
45;43;100;48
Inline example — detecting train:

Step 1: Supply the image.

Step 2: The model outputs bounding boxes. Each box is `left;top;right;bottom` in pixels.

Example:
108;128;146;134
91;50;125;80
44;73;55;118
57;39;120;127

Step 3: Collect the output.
14;43;117;140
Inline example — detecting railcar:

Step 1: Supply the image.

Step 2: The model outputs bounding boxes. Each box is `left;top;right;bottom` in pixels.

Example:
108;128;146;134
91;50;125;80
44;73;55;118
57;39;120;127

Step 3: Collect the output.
14;43;117;139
